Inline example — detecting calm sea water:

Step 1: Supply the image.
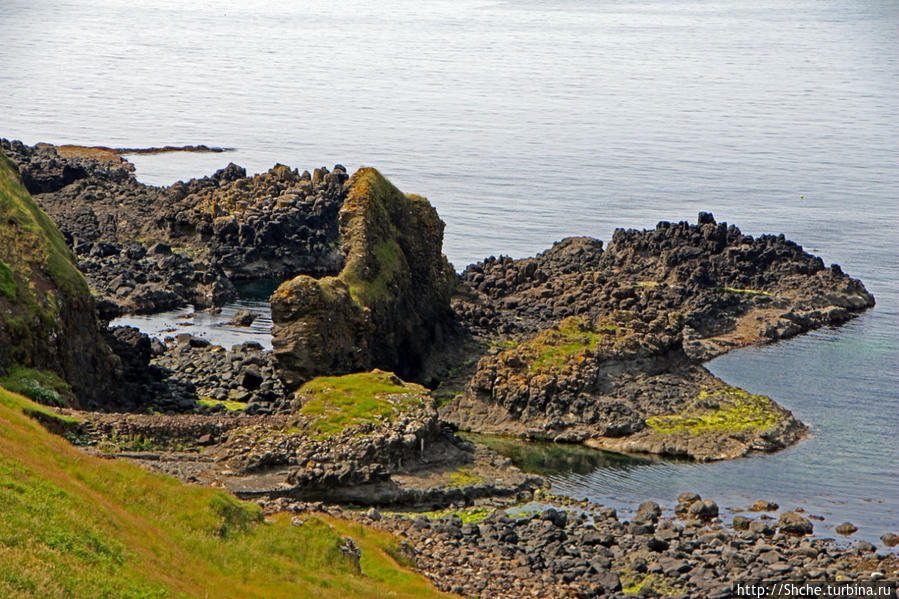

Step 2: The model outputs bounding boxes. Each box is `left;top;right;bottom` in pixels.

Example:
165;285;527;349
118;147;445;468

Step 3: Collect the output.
3;0;896;544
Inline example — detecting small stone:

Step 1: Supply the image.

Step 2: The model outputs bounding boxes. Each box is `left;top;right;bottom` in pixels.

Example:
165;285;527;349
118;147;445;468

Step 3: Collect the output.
678;492;701;505
688;500;719;520
881;533;899;547
778;511;813;535
750;500;779;512
732;516;753;530
835;522;858;536
854;541;876;553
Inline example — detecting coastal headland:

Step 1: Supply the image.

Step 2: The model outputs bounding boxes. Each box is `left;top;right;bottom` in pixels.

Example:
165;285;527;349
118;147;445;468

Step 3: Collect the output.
0;139;893;598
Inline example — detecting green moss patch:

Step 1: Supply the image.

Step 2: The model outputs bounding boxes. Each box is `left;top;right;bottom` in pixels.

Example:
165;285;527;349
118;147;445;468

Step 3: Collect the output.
645;386;783;434
448;467;485;488
524;317;600;372
0;261;15;298
386;506;492;523
298;370;428;439
618;569;680;596
197;397;246;412
714;286;772;296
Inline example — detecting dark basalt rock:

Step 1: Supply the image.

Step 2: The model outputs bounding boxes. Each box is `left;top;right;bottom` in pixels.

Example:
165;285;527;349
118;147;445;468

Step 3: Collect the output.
442;213;873;460
1;140;349;315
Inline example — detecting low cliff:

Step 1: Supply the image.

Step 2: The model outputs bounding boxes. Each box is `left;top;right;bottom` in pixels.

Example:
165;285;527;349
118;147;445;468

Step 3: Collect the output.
0;151;119;408
271;168;457;389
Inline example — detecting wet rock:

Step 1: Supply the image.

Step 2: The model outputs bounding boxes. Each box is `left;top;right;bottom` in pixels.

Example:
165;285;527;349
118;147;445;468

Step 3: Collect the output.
835;522;858;536
688;500;719;520
778;511;813;535
635;500;662;523
229;310;257;326
750;500;779;512
882;533;899;547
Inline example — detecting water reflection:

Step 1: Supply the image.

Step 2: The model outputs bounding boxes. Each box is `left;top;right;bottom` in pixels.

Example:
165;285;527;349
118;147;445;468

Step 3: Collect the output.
462;432;658;477
110;280;278;349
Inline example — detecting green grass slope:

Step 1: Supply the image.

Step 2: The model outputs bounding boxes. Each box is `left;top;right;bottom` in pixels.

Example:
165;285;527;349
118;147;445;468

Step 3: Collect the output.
0;386;451;599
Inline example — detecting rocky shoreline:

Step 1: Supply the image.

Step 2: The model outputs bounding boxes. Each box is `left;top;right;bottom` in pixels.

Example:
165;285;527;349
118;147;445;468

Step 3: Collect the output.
0;140;892;597
261;495;898;599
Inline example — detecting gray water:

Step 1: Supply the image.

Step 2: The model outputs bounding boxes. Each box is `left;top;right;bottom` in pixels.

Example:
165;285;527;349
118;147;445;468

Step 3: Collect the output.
2;0;896;544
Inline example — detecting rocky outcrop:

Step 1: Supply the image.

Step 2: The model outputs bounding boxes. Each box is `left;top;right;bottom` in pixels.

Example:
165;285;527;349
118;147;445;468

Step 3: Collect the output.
442;214;872;460
80;370;542;507
0;150;120;408
1;140;349;313
271;168;458;388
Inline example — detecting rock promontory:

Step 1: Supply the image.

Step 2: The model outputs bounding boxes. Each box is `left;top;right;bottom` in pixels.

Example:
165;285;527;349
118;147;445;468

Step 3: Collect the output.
441;213;874;460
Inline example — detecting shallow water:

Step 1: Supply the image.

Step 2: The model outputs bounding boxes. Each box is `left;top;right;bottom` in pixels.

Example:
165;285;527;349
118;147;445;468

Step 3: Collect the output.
3;0;896;545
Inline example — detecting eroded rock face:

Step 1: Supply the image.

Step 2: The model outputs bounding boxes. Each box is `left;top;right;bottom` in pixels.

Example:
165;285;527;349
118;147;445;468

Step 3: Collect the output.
1;140;348;314
443;213;873;460
0;150;120;408
271;168;458;388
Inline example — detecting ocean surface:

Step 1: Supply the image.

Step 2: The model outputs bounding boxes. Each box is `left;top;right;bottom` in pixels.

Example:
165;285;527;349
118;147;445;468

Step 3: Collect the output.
2;0;896;545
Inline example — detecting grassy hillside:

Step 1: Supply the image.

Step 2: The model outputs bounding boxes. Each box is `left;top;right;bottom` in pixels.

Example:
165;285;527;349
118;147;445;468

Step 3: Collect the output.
0;386;451;599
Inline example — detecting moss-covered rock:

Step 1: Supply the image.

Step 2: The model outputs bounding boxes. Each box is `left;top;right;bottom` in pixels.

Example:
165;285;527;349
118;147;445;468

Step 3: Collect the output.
272;168;457;388
0;150;119;408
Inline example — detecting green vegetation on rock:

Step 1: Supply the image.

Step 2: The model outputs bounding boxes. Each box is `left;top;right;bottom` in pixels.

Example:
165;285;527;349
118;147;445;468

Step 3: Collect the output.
271;167;456;388
386;506;492;523
0;386;449;599
618;568;679;596
197;397;246;412
645;386;783;434
449;467;485;488
714;286;772;296
0;150;117;407
0;366;73;407
523;317;600;372
298;370;428;438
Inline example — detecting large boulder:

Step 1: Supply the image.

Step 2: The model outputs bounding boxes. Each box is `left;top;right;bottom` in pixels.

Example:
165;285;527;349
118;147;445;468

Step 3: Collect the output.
272;168;457;388
0;151;120;408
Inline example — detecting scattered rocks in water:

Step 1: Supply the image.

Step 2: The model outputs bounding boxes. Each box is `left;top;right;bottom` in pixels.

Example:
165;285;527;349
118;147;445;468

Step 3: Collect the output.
228;309;257;326
751;500;780;512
